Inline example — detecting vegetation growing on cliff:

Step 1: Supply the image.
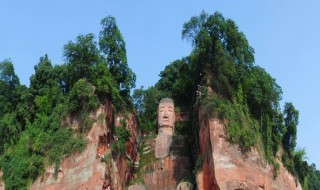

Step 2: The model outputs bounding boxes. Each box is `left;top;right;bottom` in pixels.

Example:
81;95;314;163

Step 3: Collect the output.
0;16;135;190
1;11;319;190
133;11;319;189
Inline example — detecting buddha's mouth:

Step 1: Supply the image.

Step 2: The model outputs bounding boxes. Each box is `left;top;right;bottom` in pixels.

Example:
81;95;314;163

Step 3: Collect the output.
162;118;169;122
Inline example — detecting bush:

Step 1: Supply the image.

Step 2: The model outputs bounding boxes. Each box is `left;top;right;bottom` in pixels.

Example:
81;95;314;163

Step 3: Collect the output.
79;112;94;134
101;153;110;164
201;94;258;150
272;160;280;179
174;121;190;136
193;155;203;175
111;141;126;156
111;126;130;156
68;78;99;113
115;126;130;142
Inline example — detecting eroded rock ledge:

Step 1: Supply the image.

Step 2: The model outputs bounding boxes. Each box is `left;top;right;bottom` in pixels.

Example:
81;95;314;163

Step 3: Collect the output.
197;118;302;190
30;100;141;190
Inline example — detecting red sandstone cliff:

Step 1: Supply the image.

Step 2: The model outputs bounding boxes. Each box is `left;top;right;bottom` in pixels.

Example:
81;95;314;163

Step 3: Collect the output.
25;100;302;190
197;117;302;190
30;100;140;190
0;170;4;190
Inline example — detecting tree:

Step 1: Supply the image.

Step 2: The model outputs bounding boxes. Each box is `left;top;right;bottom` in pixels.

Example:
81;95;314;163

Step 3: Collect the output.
282;102;299;156
30;55;55;95
0;59;20;116
245;66;282;120
182;11;208;45
132;86;145;114
63;33;100;89
0;59;20;87
293;148;309;187
67;78;98;114
308;163;320;190
136;86;168;132
156;58;193;106
0;113;21;153
99;16;136;96
182;12;255;99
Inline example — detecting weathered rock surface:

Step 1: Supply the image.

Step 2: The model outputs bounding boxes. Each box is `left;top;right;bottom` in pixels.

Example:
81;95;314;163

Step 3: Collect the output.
176;181;193;190
155;134;172;158
128;184;146;190
0;170;4;190
143;156;192;190
30;100;140;190
196;118;302;190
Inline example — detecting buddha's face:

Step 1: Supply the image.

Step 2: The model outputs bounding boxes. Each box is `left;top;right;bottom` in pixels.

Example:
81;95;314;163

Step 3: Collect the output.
158;101;175;129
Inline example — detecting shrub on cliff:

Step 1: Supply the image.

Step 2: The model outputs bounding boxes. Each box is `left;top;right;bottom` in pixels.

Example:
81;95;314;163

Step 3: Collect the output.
0;15;136;189
134;11;315;187
111;126;130;156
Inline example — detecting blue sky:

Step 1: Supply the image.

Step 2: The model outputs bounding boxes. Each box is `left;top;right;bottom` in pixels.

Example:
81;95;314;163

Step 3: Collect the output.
1;1;319;169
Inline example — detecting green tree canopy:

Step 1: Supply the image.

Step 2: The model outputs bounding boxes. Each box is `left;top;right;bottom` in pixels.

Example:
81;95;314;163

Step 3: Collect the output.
99;16;136;95
183;12;255;99
0;59;20;116
63;33;101;89
30;55;55;95
282;102;299;156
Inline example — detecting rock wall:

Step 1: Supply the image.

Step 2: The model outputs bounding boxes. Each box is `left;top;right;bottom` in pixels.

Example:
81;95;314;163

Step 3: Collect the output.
143;155;192;189
138;133;192;190
23;99;302;190
197;118;302;190
30;100;140;190
113;113;141;190
0;170;4;190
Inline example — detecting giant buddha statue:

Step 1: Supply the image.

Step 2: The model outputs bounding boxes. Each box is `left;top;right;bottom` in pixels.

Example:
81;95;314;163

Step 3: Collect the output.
155;98;175;158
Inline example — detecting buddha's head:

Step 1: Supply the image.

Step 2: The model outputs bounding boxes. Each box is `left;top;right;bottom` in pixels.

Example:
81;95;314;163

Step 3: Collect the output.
158;98;175;132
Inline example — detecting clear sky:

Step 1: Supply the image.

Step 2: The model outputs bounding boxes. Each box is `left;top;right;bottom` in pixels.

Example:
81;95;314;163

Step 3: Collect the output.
1;1;319;169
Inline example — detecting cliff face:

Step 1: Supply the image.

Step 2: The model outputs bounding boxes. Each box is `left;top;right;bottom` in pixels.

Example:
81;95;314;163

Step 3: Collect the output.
24;100;301;190
142;136;192;190
127;113;193;190
30;100;140;190
0;170;4;190
197;117;302;190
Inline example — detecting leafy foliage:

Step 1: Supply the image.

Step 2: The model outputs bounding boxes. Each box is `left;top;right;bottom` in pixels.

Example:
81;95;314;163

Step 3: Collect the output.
64;33;100;89
307;163;320;190
193;155;203;175
0;11;318;189
282;102;299;156
0;15;136;190
133;11;318;187
99;16;136;97
111;126;130;156
0;60;20;117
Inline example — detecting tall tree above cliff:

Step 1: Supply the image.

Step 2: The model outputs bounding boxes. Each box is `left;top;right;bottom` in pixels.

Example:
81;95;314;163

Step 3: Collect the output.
63;33;101;90
0;59;20;116
156;58;193;106
182;12;255;99
30;55;55;94
283;102;299;156
99;16;136;96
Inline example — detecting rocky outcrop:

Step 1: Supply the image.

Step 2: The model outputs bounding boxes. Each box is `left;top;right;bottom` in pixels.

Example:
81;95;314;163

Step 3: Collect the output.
0;170;4;190
24;98;302;190
137;132;192;190
143;155;192;189
196;118;302;190
128;184;146;190
177;181;193;190
30;100;140;190
155;134;172;158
